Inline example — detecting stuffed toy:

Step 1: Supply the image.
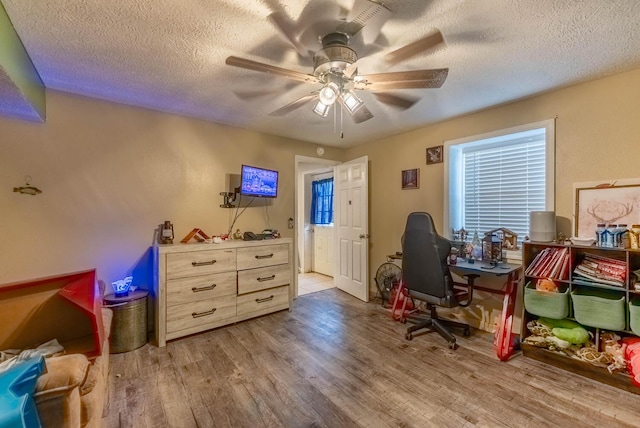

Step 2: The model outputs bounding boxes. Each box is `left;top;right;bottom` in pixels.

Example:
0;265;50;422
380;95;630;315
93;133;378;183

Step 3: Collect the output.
535;278;558;292
537;317;589;345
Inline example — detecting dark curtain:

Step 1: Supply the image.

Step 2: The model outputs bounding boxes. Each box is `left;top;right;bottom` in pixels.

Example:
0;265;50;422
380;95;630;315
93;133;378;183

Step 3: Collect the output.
310;178;334;225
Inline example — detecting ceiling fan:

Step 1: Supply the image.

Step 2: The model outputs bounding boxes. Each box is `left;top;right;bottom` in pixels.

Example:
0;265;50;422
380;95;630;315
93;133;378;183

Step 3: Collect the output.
225;0;448;124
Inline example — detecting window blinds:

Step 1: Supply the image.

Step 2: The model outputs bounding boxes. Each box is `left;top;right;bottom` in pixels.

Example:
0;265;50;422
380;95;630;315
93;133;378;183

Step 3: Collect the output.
462;133;546;239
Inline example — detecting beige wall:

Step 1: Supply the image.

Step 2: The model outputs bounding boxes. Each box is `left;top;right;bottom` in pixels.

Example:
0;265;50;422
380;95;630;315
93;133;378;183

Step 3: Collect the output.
3;66;639;306
0;90;343;287
347;67;640;292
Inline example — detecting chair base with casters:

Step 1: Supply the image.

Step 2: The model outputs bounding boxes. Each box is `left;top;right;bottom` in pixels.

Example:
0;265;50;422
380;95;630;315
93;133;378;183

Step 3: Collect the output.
404;304;471;349
401;272;478;349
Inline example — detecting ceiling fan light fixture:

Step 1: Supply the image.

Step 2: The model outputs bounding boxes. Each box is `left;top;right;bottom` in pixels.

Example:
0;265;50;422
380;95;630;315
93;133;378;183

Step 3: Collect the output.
341;90;364;114
318;81;340;105
313;100;331;117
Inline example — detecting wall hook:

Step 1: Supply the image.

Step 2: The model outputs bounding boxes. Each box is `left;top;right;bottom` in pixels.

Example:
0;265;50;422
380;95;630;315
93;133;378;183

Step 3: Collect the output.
13;175;42;195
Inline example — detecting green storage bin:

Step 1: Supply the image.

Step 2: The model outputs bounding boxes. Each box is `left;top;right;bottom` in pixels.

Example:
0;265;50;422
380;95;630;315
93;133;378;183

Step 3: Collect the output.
629;298;640;335
571;286;625;331
524;281;569;319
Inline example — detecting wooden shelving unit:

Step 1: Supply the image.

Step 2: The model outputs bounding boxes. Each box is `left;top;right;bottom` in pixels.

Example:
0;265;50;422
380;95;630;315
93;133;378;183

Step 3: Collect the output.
521;242;640;394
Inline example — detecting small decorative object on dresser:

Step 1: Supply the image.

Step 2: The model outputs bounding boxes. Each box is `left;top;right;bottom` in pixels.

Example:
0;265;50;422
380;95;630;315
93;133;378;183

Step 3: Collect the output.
160;220;174;244
180;228;210;243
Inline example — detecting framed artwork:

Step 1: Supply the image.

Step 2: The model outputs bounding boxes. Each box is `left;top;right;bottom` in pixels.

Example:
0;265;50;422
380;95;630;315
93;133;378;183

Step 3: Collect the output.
575;183;640;237
426;145;443;164
402;168;419;189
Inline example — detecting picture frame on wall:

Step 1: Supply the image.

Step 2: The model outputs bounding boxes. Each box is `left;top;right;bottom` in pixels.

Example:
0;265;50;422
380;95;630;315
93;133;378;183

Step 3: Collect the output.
402;168;420;189
426;145;444;165
574;183;640;237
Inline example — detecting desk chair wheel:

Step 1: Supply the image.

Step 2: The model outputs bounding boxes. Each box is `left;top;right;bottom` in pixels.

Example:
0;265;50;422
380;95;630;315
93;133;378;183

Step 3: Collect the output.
405;332;413;340
463;327;471;337
448;340;457;350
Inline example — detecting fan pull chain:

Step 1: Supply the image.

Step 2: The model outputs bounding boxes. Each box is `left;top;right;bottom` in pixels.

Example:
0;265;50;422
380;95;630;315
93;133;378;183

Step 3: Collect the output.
340;102;344;139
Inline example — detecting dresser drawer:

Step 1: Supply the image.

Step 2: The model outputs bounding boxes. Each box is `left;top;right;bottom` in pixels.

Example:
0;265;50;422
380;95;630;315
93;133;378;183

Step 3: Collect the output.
237;264;290;295
166;295;236;335
167;271;237;306
237;244;288;270
167;248;236;279
236;285;289;319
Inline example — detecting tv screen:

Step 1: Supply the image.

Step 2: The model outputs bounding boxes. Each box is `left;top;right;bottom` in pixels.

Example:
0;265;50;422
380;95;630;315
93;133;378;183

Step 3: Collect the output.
240;165;278;198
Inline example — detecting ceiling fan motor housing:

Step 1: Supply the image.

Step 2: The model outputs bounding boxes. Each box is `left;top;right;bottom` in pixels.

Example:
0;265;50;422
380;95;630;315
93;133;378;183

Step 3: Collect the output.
313;32;358;80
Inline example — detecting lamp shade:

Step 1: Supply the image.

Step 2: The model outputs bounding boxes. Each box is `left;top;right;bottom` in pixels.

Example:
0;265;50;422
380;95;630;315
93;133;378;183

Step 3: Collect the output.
318;82;339;105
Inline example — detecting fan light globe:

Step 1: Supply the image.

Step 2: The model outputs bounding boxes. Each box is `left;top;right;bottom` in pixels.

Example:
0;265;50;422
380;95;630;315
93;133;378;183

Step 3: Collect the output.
313;100;331;117
318;82;340;105
341;90;363;113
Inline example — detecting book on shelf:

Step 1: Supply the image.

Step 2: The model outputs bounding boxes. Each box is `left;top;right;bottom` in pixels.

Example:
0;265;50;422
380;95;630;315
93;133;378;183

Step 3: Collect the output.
572;277;624;288
525;247;570;280
547;247;568;278
572;269;625;287
524;247;550;276
533;248;559;277
573;253;627;287
539;250;559;277
559;252;570;280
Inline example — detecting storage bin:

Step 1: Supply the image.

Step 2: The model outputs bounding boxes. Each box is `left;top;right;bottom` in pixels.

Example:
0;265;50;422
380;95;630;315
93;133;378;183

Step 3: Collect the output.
104;290;148;353
524;281;569;319
571;286;625;331
629;298;640;335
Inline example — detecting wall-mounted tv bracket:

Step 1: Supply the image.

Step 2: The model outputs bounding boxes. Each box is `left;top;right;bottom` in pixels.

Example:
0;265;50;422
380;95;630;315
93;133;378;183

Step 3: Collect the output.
220;192;236;208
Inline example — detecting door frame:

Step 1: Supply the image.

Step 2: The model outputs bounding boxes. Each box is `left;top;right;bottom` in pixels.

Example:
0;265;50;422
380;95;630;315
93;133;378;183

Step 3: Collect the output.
294;155;341;298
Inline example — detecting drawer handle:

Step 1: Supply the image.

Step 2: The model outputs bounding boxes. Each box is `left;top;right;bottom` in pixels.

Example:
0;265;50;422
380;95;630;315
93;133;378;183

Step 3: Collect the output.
255;253;274;259
191;284;217;292
192;259;216;267
257;275;276;282
192;308;217;318
255;295;274;304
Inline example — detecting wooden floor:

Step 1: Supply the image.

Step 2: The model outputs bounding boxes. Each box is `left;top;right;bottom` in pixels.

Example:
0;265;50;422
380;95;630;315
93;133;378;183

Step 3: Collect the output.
106;289;640;427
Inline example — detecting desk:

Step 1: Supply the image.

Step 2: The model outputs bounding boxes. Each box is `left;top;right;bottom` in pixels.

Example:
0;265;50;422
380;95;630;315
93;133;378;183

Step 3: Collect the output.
389;253;522;360
449;260;521;361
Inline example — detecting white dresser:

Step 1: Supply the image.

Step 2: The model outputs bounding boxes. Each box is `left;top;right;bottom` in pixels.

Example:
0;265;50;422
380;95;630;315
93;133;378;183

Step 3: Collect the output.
153;238;293;347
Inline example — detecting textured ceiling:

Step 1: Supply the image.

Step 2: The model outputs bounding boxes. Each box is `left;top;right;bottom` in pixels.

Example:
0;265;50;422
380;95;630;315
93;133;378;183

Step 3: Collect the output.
2;0;640;147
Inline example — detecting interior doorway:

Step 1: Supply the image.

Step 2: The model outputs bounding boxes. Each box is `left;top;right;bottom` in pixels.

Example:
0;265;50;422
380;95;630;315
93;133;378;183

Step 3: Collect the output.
294;155;340;297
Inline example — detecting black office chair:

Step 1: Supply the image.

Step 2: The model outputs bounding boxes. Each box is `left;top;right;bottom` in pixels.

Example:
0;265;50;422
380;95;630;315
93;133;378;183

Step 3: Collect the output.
401;212;476;349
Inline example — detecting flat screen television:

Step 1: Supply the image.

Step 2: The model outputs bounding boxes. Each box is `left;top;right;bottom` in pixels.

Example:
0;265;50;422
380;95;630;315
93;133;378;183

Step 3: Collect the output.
240;164;278;198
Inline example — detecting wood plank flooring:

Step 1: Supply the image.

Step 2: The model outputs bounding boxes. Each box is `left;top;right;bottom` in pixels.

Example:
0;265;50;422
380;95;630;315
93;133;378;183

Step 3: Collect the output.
105;289;640;427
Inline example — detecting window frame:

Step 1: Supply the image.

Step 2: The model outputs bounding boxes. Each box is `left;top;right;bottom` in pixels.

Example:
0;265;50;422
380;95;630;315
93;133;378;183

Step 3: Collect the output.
443;119;555;255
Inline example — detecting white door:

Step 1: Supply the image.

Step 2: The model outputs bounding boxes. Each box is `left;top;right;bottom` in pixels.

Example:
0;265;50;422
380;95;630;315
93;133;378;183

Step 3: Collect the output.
313;225;334;276
334;156;369;302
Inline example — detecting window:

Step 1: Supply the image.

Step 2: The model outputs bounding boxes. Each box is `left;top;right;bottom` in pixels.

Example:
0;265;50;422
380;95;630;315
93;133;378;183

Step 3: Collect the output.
444;120;555;246
310;177;334;225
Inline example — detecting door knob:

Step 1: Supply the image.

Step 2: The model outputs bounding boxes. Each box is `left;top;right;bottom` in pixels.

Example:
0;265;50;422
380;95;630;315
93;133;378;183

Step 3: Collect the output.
359;234;370;239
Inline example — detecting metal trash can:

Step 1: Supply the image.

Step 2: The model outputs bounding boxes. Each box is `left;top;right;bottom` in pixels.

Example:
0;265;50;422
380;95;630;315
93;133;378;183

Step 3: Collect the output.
103;290;149;353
